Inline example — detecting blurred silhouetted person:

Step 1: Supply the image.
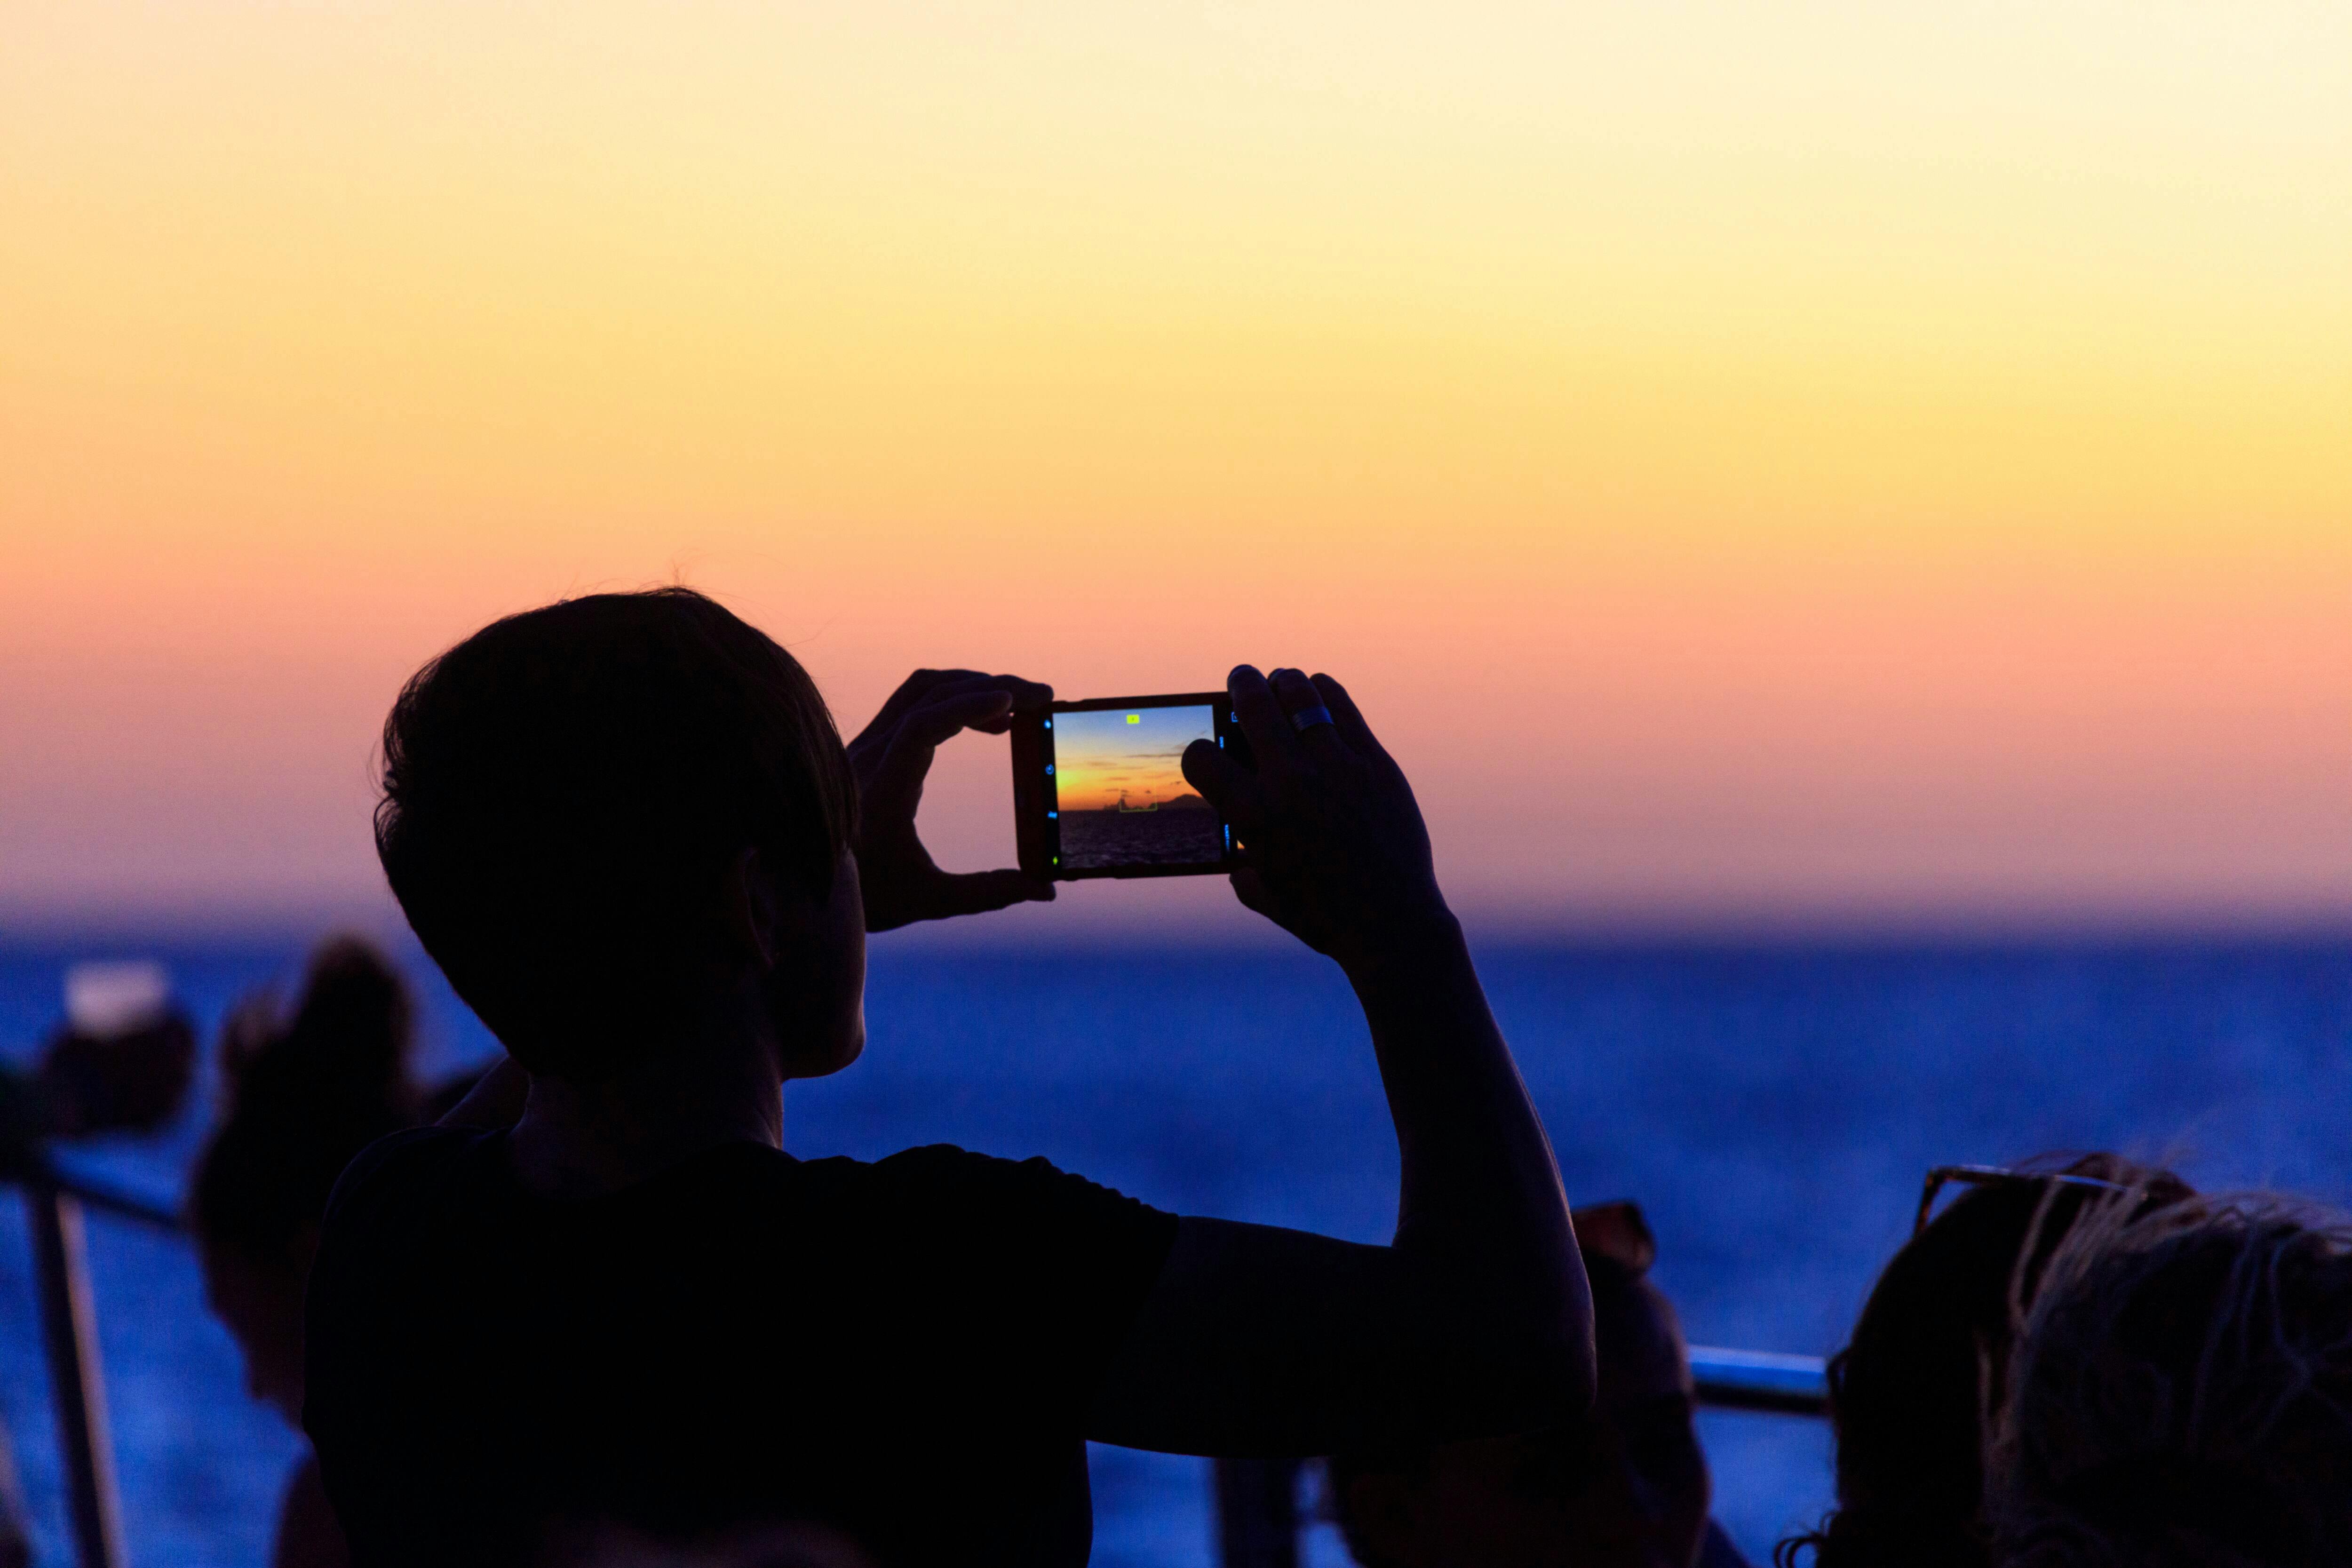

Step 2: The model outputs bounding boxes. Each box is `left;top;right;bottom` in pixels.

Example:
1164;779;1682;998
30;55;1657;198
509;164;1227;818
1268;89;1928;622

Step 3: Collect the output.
1988;1194;2352;1566
193;938;423;1568
0;961;195;1165
1780;1155;2190;1568
304;589;1591;1568
1331;1201;1749;1568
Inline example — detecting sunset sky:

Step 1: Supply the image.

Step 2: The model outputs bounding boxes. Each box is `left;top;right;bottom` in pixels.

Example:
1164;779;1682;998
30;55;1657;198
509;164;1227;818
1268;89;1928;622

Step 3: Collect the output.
4;1;2347;935
1052;707;1216;814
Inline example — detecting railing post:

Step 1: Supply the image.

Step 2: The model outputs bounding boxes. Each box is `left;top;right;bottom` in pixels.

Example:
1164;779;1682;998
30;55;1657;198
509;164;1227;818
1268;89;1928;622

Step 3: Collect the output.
27;1181;127;1568
0;1409;32;1568
1214;1457;1301;1568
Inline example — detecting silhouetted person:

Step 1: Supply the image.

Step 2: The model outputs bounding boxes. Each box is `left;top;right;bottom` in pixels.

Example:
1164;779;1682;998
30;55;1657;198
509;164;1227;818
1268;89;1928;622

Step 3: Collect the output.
303;589;1590;1568
0;963;195;1165
1331;1201;1748;1568
1989;1194;2352;1566
192;937;426;1568
1781;1155;2190;1568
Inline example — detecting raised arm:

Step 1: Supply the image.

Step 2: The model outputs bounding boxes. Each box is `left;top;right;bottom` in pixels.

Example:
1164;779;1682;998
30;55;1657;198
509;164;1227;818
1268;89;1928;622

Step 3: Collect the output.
1087;666;1590;1457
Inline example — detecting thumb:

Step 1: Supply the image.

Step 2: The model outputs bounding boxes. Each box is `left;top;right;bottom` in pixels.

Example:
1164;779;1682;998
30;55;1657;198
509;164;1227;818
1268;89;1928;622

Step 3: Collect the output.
1183;739;1264;832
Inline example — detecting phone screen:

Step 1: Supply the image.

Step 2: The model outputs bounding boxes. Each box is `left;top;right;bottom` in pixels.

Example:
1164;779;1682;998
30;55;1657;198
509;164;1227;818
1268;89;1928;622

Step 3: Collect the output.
1011;692;1245;880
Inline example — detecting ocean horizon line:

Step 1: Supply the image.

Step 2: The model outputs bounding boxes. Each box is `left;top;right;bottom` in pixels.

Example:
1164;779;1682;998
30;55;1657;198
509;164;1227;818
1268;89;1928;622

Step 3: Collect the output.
4;896;2348;957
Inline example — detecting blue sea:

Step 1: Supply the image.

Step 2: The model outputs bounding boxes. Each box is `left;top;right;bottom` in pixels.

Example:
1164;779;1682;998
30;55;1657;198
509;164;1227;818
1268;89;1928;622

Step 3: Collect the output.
2;932;2348;1568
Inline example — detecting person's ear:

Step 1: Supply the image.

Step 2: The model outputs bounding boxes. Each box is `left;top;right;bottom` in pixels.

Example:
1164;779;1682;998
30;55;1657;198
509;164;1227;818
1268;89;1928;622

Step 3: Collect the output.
724;846;784;971
1344;1473;1426;1568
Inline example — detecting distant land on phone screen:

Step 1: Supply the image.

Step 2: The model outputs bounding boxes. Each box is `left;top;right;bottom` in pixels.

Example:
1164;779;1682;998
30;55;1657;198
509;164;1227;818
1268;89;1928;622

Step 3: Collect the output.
1060;803;1222;868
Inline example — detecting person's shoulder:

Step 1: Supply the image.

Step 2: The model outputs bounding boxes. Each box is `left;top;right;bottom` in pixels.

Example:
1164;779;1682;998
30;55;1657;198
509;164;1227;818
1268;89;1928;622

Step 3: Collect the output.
787;1143;1158;1212
867;1142;1033;1179
336;1121;491;1191
854;1144;1176;1240
320;1123;501;1239
864;1143;1130;1199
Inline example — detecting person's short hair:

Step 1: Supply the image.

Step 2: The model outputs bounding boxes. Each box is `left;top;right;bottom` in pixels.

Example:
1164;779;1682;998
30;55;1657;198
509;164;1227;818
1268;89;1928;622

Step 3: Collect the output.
375;589;856;1078
1988;1195;2352;1568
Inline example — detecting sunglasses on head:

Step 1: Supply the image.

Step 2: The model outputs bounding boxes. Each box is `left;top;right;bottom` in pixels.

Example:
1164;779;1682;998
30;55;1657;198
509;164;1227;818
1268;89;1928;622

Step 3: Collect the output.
1914;1164;2141;1237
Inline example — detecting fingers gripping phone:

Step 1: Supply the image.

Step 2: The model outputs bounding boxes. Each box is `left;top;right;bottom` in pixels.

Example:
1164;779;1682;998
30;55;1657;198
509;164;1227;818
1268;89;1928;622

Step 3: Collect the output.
1011;692;1255;879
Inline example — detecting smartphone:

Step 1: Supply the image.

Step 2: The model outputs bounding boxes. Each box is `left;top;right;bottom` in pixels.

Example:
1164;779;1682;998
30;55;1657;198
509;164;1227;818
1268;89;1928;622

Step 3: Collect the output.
1011;691;1254;880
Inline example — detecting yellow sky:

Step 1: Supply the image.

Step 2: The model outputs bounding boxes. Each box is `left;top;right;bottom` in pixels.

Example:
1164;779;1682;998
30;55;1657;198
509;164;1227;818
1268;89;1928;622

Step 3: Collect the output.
4;0;2347;929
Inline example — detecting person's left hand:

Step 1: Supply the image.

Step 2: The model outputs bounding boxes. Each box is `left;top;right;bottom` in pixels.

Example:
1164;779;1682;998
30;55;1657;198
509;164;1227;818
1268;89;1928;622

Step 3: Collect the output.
848;669;1057;931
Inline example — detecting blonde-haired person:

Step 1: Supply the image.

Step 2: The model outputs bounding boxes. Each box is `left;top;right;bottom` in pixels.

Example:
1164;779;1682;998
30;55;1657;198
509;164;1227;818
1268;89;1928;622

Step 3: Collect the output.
1988;1194;2352;1567
1780;1155;2191;1568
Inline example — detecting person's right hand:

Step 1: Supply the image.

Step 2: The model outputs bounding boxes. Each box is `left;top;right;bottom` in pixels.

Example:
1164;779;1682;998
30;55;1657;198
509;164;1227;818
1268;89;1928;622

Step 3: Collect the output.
847;668;1057;931
1181;666;1452;970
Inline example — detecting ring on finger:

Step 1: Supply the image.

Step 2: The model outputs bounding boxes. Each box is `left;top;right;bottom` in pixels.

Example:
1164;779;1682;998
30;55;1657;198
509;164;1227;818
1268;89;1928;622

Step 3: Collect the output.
1289;704;1335;734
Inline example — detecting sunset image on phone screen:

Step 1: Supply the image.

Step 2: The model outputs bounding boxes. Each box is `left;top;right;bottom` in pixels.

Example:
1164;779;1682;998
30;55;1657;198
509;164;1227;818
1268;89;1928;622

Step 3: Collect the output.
1051;706;1222;869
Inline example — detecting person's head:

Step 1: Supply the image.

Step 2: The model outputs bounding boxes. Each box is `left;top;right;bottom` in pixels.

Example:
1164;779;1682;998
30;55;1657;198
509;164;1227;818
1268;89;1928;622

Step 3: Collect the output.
1785;1154;2193;1568
375;589;865;1085
191;937;421;1422
1331;1201;1710;1568
1989;1195;2352;1567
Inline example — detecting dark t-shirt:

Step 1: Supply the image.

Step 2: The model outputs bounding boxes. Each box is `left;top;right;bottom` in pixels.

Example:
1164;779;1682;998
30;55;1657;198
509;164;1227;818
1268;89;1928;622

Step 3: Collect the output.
303;1127;1179;1568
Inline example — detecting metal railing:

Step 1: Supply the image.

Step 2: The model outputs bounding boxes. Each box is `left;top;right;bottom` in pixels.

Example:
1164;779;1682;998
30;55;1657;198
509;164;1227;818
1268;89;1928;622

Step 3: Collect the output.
15;1165;179;1568
1690;1345;1831;1416
1208;1344;1831;1566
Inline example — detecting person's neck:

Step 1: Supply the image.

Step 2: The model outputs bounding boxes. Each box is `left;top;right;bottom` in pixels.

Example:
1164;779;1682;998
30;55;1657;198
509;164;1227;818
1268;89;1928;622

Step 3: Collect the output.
508;984;784;1199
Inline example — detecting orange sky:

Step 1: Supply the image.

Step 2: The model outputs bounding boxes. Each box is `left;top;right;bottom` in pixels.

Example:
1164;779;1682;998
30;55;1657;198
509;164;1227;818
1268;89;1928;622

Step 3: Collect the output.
3;1;2347;933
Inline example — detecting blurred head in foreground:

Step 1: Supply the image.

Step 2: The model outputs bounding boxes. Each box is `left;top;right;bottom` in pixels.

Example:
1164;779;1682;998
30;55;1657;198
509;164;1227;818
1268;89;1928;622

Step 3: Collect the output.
373;588;865;1087
1786;1155;2192;1568
192;937;420;1421
1331;1201;1722;1568
1989;1195;2352;1568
